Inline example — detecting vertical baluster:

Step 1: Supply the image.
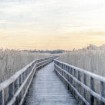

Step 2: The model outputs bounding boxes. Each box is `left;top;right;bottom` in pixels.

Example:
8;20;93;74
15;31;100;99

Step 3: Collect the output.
75;70;79;103
8;82;14;102
19;75;22;87
72;68;75;96
0;90;4;105
69;67;71;84
74;69;76;87
21;73;23;84
78;71;81;102
24;72;25;81
64;65;65;70
73;69;76;98
74;69;76;77
61;63;63;69
67;66;69;81
78;71;81;81
84;74;87;96
69;67;72;91
75;69;77;81
63;64;64;70
59;62;61;68
68;66;70;74
100;81;105;105
65;65;68;87
71;68;74;95
83;74;87;104
54;61;55;71
71;68;73;84
90;77;95;105
68;66;70;73
66;66;68;71
62;64;64;76
0;91;2;105
66;66;68;72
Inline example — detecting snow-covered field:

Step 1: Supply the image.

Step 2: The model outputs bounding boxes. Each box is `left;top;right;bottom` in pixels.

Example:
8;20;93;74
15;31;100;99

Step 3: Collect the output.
59;44;105;77
0;49;50;83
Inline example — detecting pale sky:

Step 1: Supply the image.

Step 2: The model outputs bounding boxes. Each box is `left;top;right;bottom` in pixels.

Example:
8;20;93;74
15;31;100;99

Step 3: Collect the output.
0;0;105;50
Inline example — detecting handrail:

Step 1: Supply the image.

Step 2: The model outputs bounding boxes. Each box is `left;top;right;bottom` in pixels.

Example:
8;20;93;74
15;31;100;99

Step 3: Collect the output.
0;60;35;90
55;59;105;82
54;59;105;105
0;56;57;105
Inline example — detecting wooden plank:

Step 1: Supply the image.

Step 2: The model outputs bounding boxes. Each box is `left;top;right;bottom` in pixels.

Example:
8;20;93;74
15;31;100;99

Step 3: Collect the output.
24;63;77;105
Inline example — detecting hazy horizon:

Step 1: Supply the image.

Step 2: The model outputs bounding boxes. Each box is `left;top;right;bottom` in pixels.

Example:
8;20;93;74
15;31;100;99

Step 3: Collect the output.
0;0;105;50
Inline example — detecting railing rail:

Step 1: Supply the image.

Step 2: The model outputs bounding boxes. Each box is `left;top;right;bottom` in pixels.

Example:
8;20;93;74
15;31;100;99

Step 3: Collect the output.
0;56;57;105
54;59;105;105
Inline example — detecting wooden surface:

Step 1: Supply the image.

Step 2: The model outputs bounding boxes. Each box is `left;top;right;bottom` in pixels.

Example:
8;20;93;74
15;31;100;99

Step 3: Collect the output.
24;63;77;105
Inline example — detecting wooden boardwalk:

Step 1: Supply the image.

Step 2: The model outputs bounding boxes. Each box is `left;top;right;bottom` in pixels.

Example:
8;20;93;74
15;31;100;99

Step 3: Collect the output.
24;62;77;105
1;57;105;105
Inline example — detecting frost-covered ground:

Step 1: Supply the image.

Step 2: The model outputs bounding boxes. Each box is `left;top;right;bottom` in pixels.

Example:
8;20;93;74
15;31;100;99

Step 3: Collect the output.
59;44;105;77
0;49;50;83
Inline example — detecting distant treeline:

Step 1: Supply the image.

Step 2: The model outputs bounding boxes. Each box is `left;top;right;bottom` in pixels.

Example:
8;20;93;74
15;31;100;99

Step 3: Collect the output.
24;50;66;54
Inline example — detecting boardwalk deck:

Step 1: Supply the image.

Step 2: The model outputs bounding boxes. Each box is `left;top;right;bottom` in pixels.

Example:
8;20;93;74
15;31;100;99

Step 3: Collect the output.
24;62;77;105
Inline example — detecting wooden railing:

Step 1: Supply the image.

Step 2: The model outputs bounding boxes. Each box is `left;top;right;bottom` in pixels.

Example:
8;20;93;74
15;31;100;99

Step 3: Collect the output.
0;56;57;105
54;59;105;105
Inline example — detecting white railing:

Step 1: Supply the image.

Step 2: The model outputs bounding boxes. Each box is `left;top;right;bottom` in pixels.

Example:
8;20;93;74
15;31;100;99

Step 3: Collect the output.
0;56;57;105
54;59;105;105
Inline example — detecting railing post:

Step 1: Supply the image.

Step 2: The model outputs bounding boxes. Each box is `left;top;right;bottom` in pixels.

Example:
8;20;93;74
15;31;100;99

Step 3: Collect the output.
100;81;105;105
78;71;81;103
71;68;73;85
74;70;78;101
62;64;64;76
78;71;81;81
90;77;95;105
74;69;76;87
19;74;22;86
8;82;14;102
83;74;87;105
14;78;19;93
69;67;72;84
65;66;69;88
0;90;4;105
72;68;75;96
